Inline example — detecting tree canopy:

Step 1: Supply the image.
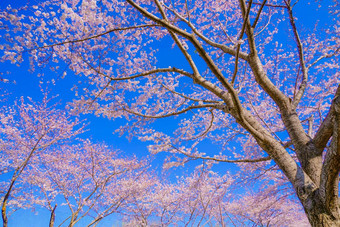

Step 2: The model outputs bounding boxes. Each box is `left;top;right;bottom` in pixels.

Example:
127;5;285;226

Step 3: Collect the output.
0;0;340;226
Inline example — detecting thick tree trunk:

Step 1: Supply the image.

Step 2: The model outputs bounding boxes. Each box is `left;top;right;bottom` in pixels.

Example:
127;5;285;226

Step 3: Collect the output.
308;215;340;227
302;187;340;226
306;208;340;227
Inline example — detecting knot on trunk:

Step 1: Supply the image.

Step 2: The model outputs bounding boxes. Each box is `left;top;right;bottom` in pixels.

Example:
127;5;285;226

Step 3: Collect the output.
297;183;316;201
334;95;340;114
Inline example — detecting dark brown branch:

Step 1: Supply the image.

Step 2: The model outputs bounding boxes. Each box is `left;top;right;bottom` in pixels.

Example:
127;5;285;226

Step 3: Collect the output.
252;0;268;28
286;4;309;109
130;1;251;139
307;47;340;69
160;83;220;104
49;205;57;227
250;1;287;8
150;0;237;112
126;0;193;39
240;0;313;181
32;24;159;50
122;104;221;119
82;55;193;80
166;140;272;163
173;143;271;163
155;1;249;60
232;0;252;85
195;155;272;163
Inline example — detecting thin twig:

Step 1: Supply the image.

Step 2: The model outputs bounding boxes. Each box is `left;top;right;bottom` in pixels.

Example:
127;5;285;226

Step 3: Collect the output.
252;0;268;28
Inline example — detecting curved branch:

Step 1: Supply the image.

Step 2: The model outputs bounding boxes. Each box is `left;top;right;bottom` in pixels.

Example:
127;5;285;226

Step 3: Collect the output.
122;104;222;119
307;47;340;69
170;12;265;141
313;85;340;153
160;83;220;104
126;0;192;39
239;0;291;111
159;0;264;141
149;0;236;109
197;155;272;164
250;1;287;8
286;4;309;109
232;0;252;85
129;0;244;120
161;3;249;60
186;109;215;141
31;24;159;51
320;94;340;216
170;143;271;163
239;0;317;183
82;54;194;81
252;0;268;28
128;0;315;199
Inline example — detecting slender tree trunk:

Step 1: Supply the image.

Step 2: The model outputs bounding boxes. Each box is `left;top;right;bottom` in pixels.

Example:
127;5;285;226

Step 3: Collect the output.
1;199;8;227
2;176;17;227
49;205;57;227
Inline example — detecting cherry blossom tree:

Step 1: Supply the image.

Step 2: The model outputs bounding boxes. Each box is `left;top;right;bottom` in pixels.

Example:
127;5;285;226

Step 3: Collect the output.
20;140;154;227
1;0;340;225
0;96;82;227
0;98;157;227
121;166;309;226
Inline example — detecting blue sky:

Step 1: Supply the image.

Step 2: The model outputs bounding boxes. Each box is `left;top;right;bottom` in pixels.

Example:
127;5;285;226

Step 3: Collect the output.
0;0;336;226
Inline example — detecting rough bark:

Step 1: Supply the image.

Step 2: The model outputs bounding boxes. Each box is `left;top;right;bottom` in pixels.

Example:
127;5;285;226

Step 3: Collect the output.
299;94;340;226
236;0;340;224
303;191;340;227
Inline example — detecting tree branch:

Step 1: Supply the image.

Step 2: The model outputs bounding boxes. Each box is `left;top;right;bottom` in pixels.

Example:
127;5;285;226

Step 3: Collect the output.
49;205;57;227
307;47;340;69
31;24;159;51
128;0;318;201
232;0;252;85
161;3;249;60
2;132;47;227
252;0;268;28
129;1;251;136
126;0;192;39
82;55;194;80
287;3;308;109
169;143;271;163
250;1;287;8
160;83;220;104
313;85;340;152
320;94;340;217
122;103;222;119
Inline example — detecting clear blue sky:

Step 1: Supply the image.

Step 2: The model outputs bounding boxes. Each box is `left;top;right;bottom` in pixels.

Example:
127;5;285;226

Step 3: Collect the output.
0;0;335;226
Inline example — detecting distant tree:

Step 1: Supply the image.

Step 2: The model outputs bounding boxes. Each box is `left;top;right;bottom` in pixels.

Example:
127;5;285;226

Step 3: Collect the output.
0;96;82;227
1;0;340;225
0;98;157;227
21;140;154;227
123;167;309;226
